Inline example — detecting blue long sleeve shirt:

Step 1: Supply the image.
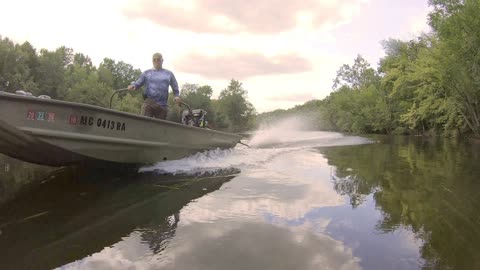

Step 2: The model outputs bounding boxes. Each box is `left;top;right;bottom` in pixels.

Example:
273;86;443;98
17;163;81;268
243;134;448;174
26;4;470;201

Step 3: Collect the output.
133;68;179;107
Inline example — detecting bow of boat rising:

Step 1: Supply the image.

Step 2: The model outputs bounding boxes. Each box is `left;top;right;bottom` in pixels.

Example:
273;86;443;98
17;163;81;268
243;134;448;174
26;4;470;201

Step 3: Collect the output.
0;92;241;166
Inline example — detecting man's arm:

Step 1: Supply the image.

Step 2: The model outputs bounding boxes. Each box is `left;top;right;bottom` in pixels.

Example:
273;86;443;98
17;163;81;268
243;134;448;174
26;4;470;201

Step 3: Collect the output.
170;72;179;97
128;71;147;90
170;72;181;103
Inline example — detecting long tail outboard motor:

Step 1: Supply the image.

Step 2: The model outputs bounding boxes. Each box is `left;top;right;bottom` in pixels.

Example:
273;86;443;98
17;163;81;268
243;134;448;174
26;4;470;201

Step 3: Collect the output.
180;102;208;128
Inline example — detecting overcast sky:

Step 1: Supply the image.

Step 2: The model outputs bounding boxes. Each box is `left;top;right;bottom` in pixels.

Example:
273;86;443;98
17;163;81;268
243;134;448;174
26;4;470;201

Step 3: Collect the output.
0;0;430;112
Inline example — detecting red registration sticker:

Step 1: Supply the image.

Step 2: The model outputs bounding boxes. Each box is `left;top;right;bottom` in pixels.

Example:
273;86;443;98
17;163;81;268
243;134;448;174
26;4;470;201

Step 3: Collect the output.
47;112;56;122
69;115;78;125
26;111;35;120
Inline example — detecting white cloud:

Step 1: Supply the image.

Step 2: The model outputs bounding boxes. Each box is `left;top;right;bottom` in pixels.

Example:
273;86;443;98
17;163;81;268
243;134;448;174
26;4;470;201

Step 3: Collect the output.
123;0;370;34
174;51;313;80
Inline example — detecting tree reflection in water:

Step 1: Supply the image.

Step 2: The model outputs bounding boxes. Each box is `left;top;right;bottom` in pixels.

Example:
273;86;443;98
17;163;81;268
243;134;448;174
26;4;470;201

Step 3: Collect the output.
140;212;180;254
0;164;236;270
0;154;56;204
320;136;480;270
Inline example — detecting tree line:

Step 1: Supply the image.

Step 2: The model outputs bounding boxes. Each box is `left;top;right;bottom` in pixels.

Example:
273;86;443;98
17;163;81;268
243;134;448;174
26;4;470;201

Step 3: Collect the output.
259;0;480;137
0;39;256;132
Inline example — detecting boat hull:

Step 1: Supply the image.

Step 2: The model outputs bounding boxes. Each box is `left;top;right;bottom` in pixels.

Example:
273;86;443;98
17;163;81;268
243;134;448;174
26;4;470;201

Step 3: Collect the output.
0;93;241;166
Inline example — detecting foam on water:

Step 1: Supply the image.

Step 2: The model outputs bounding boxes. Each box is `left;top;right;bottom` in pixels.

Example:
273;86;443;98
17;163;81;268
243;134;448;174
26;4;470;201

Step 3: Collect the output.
138;147;289;175
139;117;371;175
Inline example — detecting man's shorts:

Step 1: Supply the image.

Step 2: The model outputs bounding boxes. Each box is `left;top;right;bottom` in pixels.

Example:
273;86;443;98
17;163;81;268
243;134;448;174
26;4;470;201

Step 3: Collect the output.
141;98;167;119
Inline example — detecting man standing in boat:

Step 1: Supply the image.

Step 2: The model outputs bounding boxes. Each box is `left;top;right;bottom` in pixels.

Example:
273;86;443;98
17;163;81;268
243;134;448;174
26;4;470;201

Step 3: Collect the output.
128;52;181;119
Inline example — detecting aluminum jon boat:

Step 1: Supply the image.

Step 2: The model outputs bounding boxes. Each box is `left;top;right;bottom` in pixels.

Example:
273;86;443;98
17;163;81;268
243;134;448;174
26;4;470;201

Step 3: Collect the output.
0;91;241;166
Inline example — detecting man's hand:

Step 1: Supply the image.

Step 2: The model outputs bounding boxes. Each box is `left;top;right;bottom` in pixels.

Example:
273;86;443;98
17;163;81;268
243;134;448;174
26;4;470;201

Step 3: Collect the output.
127;85;136;91
174;96;181;104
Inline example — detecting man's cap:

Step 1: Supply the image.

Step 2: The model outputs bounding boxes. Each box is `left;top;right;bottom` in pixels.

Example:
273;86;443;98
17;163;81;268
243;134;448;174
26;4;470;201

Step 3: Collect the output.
152;53;163;59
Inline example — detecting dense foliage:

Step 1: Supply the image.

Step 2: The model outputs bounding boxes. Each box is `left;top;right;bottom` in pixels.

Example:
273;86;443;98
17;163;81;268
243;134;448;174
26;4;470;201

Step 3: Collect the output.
259;0;480;137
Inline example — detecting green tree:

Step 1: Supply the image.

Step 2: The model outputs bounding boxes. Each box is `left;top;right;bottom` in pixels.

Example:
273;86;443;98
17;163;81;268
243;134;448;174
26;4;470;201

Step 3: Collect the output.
0;37;39;93
16;41;40;93
333;55;378;91
427;0;480;135
379;38;430;134
0;37;20;92
98;58;140;90
217;79;255;131
34;46;73;99
179;83;216;125
323;55;388;133
211;99;229;129
65;70;110;107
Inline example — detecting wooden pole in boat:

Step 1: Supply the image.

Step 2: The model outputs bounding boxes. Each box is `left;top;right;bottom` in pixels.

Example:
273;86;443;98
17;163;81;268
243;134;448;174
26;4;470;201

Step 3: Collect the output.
238;141;250;148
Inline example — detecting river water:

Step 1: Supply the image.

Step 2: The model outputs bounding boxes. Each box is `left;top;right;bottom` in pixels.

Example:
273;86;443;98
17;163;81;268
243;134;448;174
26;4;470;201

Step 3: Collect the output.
0;120;479;270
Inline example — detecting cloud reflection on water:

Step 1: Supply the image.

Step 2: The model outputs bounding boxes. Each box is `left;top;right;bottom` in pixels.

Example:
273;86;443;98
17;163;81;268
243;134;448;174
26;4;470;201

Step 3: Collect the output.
62;221;362;270
158;221;362;270
178;150;345;223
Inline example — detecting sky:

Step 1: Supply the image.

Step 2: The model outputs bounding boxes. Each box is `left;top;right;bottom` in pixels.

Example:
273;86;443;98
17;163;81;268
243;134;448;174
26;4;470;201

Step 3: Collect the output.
0;0;431;112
